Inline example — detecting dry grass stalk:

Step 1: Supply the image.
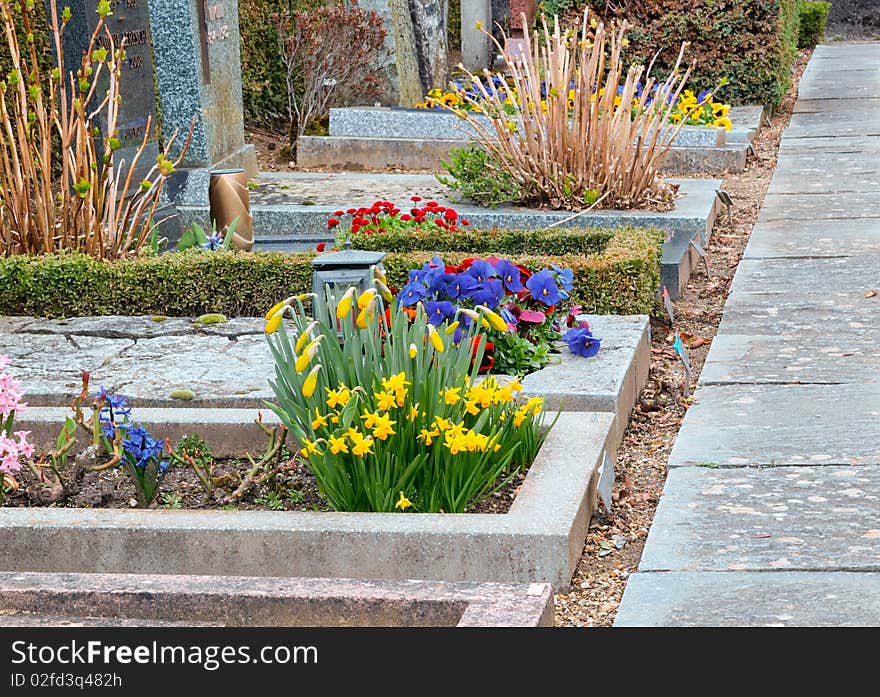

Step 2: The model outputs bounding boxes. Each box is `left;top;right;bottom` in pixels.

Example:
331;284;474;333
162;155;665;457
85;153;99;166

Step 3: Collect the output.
446;9;700;211
0;0;190;259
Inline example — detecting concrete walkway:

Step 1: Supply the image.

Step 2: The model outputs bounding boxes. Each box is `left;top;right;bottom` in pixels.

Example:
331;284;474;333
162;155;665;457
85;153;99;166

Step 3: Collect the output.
616;43;880;626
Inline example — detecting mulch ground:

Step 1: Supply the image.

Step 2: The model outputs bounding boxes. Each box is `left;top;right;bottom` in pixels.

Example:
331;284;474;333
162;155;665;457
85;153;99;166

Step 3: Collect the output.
553;47;814;625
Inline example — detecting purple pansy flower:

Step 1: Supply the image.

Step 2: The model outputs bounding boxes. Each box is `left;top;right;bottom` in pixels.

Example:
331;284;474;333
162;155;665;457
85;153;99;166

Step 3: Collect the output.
425;300;455;326
562;327;602;358
494;259;524;292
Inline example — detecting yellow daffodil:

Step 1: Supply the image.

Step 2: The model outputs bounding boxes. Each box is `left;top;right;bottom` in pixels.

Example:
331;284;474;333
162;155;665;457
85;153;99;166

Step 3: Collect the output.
351;435;374;457
427;325;444;353
464;399;480;416
325;385;350;409
295;321;319;353
376;390;397;412
300;437;321;456
372;414;396;440
294;338;321;373
443;387;461;405
336;287;356;320
408;404;420;422
361;409;380;430
513;409;527;427
434;416;452;432
408;343;418;359
418;427;439;445
357;288;377;310
264;297;293;320
356;307;375;329
328;434;348;454
445;321;459;336
311;408;329;430
382;372;410;393
396;491;413;511
302;364;321;398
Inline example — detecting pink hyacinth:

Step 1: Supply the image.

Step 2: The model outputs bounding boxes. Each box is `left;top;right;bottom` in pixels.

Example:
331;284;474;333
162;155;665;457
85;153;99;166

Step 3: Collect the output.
0;356;31;476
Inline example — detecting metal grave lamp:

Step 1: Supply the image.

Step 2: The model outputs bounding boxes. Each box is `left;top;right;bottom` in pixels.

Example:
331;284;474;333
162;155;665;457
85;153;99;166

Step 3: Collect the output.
311;249;388;317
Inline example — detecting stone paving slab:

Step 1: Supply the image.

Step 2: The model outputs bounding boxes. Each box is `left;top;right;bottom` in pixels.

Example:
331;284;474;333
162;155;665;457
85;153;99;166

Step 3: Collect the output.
18;315;269;339
773;151;880;176
759;191;880;221
0;572;555;627
743;218;880;256
779;135;880;153
668;383;880;468
797;73;880;101
638;466;880;573
614;571;880;626
728;256;880;295
718;292;880;336
767;167;880;194
698;331;880;385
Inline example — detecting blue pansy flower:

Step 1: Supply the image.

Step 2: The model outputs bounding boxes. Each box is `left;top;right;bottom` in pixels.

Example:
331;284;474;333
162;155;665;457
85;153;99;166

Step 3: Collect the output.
465;259;496;283
526;270;560;306
397;281;428;307
446;273;478;300
563;328;602;358
494;259;523;292
425;300;455;326
471;279;505;309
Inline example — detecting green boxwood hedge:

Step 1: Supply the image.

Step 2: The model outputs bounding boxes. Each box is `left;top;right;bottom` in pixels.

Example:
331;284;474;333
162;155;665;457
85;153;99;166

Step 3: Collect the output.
0;226;661;318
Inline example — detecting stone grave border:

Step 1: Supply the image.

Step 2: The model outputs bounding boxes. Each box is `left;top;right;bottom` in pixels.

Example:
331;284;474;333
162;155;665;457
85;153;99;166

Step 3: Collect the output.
0;572;554;627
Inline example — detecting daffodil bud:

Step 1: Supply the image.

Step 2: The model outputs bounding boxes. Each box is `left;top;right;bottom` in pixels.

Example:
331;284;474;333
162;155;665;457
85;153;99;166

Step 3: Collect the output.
357;287;377;310
374;280;393;303
294;339;321;373
456;308;480;322
336;287;356;320
294;321;319;353
475;306;509;333
408;343;417;358
302;364;321;398
427;325;444;353
265;297;293;320
264;312;284;335
445;320;460;336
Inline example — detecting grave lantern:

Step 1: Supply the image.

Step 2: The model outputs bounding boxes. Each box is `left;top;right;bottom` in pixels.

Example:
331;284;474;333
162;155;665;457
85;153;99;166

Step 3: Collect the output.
311;249;388;316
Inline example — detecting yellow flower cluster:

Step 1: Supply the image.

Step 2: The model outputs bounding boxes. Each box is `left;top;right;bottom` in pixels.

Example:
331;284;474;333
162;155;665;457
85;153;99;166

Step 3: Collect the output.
670;89;732;130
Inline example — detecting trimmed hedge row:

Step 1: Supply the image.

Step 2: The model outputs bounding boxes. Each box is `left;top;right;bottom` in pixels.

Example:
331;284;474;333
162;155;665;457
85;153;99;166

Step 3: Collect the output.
797;0;831;48
587;0;800;109
0;227;662;318
342;226;619;256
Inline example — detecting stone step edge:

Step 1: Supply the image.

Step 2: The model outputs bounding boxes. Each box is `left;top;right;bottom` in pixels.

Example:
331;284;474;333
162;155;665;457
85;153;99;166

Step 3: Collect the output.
0;571;554;627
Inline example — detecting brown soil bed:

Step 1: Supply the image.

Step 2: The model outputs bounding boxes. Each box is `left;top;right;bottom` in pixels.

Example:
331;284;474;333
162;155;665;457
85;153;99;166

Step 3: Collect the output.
4;454;525;514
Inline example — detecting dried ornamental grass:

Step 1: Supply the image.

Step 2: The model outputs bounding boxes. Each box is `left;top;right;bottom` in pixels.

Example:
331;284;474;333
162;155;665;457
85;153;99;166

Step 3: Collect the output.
0;0;189;259
443;10;700;211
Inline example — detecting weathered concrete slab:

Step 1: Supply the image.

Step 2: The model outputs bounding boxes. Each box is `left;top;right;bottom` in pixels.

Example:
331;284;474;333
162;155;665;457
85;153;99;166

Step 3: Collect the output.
767;167;880;194
728;256;880;296
91;334;276;408
779;135;880;154
718;292;880;336
726;105;766;144
18;315;268;339
774;151;880;176
759;191;880;221
521;315;649;447
297;134;747;175
668;383;880;467
0;412;614;590
0;333;133;401
0;572;555;627
743;218;880;257
3;315;648;428
242;173;720;244
639;466;880;572
798;72;880;100
614;571;880;626
698;331;880;385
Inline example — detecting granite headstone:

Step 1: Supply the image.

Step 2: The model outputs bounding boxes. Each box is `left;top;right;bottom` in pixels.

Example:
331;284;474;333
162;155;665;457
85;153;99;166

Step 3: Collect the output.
49;0;159;183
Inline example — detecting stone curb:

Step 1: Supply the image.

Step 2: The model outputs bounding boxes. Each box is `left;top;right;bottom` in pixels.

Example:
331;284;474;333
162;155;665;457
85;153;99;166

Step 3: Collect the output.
0;572;554;627
0;411;614;591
